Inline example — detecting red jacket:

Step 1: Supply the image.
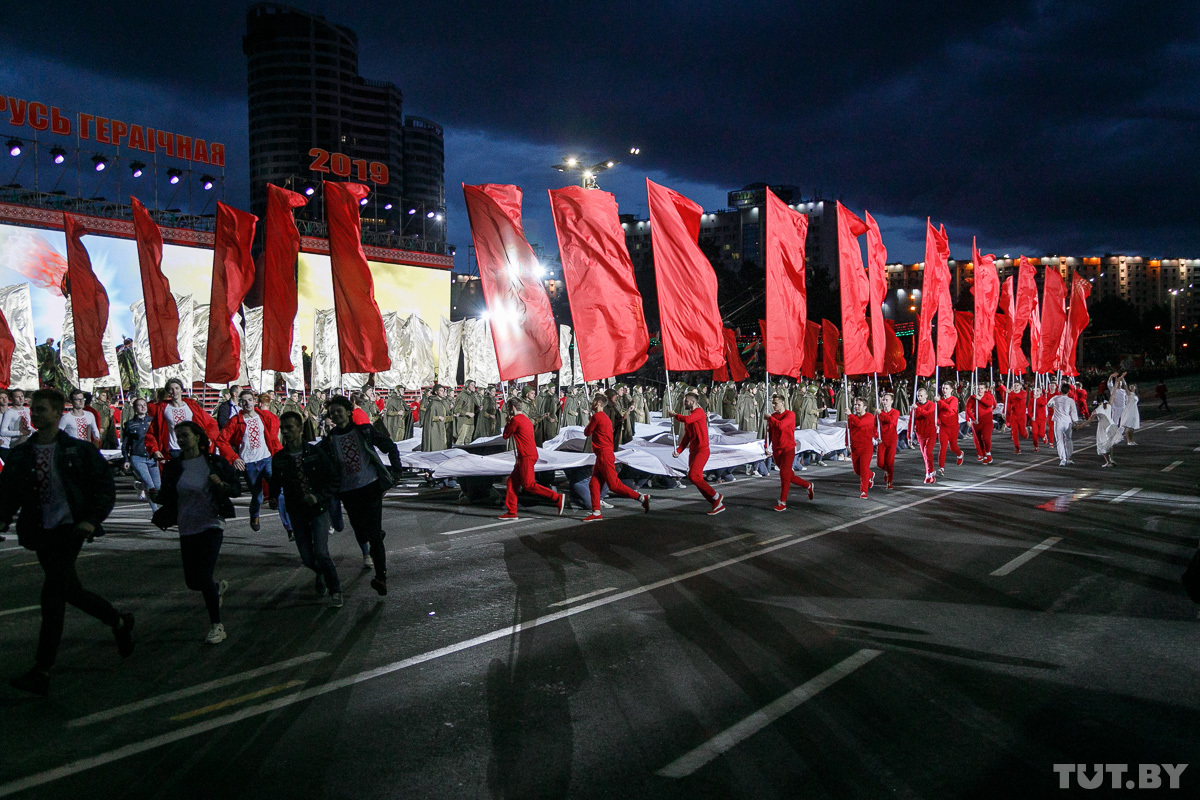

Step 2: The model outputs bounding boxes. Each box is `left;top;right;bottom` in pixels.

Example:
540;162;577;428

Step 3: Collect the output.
909;401;937;441
848;412;876;452
1033;395;1048;422
674;408;709;456
503;413;538;460
216;410;282;464
966;392;996;426
584;410;615;458
936;396;959;429
767;410;796;452
144;398;218;457
351;407;370;426
876;408;899;445
1005;391;1027;426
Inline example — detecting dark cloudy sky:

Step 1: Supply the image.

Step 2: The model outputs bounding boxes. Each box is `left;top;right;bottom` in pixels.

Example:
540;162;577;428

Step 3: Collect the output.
2;1;1198;263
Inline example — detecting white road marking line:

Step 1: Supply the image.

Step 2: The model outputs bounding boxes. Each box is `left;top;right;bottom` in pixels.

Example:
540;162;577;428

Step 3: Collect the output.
548;587;619;607
1110;488;1143;504
672;533;757;557
1194;445;1200;452
1168;425;1187;431
754;534;794;547
13;552;101;568
656;649;883;778
1163;460;1184;473
990;536;1063;576
169;680;307;722
436;519;524;536
0;605;39;617
66;652;331;728
0;456;1061;799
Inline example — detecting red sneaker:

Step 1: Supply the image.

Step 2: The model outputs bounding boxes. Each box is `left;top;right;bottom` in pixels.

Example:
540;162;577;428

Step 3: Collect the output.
583;512;603;522
868;472;875;489
860;491;868;499
807;484;815;501
985;455;993;464
707;501;726;516
640;494;650;513
956;454;964;466
773;503;787;512
886;480;893;490
497;512;519;520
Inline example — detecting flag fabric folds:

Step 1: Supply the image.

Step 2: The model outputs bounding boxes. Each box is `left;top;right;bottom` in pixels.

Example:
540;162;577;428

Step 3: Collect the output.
326;182;391;375
821;319;841;379
63;214;110;379
1013;256;1038;371
645;179;723;371
548;186;648;381
916;219;951;376
953;311;975;371
883;320;907;375
994;313;1012;374
1059;274;1092;375
205;201;258;383
764;188;809;378
934;224;957;367
723;327;749;382
464;183;561;380
836;202;873;375
262;183;308;372
802;320;820;379
998;277;1030;375
972;238;1000;369
1040;267;1068;373
131;197;180;369
865;211;888;374
0;307;14;388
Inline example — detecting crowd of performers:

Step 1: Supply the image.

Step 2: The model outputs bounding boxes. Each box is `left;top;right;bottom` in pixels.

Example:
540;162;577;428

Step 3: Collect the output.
0;369;1152;695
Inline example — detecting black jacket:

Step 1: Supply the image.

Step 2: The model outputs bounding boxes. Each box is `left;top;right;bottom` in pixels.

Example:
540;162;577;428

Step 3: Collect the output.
315;423;401;494
0;431;115;550
269;443;340;521
151;453;242;531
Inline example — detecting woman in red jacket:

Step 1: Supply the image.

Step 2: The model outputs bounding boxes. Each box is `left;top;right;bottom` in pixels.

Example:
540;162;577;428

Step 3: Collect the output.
144;378;219;461
847;398;876;499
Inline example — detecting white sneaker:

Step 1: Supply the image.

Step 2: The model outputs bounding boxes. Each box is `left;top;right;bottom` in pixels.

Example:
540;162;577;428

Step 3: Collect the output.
217;580;229;608
205;623;227;644
362;555;374;571
600;501;614;509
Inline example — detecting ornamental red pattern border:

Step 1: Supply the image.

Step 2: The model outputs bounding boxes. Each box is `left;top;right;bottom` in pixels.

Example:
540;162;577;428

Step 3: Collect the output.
0;201;453;270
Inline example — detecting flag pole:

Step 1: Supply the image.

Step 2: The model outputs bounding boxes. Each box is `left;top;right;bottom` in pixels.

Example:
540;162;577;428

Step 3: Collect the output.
664;367;677;449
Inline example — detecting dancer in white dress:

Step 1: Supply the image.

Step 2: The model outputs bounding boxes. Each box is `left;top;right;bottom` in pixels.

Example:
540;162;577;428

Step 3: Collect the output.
1120;382;1141;445
1087;399;1121;467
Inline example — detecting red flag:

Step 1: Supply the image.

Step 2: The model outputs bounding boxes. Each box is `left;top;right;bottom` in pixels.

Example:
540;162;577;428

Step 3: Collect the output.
722;327;749;381
934;224;957;367
1059;274;1091;373
998;277;1030;374
548;186;648;381
205;201;258;383
326;182;390;374
1029;291;1043;373
64;214;110;378
802;320;820;379
131;197;180;369
821;319;841;379
916;218;949;376
0;307;14;389
953;311;974;370
1040;267;1068;373
972;238;999;369
883;319;906;375
764;188;808;378
646;179;723;371
836;202;873;375
262;184;307;372
994;312;1011;374
864;212;888;374
464;183;560;380
1012;256;1038;371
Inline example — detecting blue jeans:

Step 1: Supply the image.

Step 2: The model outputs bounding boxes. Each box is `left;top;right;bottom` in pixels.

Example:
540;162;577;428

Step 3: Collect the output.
243;458;291;529
130;454;161;511
292;511;340;593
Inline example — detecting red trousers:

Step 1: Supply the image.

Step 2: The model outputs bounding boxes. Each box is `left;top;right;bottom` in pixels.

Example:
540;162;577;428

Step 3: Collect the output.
1010;421;1026;450
851;444;874;494
876;440;896;483
1031;419;1046;448
972;421;993;456
772;448;811;503
505;457;561;514
685;450;717;501
589;454;641;511
937;427;962;468
916;434;935;475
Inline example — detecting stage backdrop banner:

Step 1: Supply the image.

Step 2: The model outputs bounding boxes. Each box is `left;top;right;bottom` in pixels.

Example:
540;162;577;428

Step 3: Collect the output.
399;313;437;390
131;292;192;390
312;309;339;391
240;305;272;393
62;296;120;391
439;316;463;387
0;283;38;390
558;324;573;387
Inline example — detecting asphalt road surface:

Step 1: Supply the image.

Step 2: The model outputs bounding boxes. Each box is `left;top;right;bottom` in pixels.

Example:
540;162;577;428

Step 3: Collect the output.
2;395;1197;799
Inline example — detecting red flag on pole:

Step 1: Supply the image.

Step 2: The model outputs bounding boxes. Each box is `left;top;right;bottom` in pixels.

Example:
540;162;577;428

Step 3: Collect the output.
464;183;560;380
836;202;873;375
883;320;906;375
994;313;1011;374
205;201;258;383
326;182;390;375
646;179;723;371
0;307;14;389
865;211;888;374
802;320;820;379
972;238;999;369
262;183;307;372
548;186;648;381
764;188;808;378
934;224;956;367
1040;267;1068;373
64;214;110;378
998;277;1030;374
1013;256;1038;371
1059;274;1091;374
722;327;749;381
916;218;949;376
130;197;180;369
953;311;974;370
821;319;841;379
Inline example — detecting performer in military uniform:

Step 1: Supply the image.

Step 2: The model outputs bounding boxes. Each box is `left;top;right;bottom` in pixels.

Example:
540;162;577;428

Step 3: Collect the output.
534;385;560;446
475;385;500;438
117;338;139;395
560;385;582;428
421;385;452;452
451;380;481;446
631;385;649;425
383;388;408;442
89;389;119;450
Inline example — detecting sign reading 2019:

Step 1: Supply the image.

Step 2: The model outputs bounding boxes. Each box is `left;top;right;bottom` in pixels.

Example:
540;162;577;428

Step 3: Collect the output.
308;149;389;185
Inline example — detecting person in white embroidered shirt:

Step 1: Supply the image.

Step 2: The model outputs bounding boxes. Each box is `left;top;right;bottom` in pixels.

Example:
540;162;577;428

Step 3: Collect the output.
215;390;285;533
1;388;33;453
58;389;101;447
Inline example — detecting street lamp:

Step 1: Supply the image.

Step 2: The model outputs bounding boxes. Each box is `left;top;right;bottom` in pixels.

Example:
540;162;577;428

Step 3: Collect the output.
551;146;640;189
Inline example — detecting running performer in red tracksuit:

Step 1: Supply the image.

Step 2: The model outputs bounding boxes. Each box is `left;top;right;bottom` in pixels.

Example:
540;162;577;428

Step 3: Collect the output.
876;393;900;489
1043;385;1057;445
966;383;996;464
582;394;649;522
674;392;723;515
1030;386;1049;452
847;398;876;498
498;400;564;519
936;382;964;474
1005;382;1028;454
764;394;813;511
909;387;938;483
